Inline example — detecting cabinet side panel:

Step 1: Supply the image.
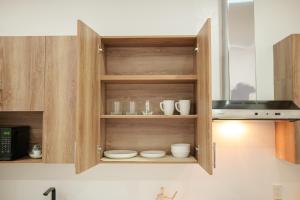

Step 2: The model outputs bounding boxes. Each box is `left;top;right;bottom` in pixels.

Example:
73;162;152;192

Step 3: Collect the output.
196;19;213;174
44;36;77;163
275;122;296;163
273;36;293;100
293;35;300;163
273;35;299;163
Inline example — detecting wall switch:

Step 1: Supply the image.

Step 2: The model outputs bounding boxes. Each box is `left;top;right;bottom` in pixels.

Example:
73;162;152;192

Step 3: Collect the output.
273;184;283;200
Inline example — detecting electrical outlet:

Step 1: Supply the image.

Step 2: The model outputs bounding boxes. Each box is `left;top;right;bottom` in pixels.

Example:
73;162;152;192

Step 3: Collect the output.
273;184;283;200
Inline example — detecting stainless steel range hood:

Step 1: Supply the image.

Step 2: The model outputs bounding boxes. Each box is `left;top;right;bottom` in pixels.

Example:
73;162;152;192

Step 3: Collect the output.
214;0;300;120
213;100;300;120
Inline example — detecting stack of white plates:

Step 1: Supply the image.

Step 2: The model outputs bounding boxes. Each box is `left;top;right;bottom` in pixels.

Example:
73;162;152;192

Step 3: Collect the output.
104;150;137;159
103;150;166;159
140;150;166;158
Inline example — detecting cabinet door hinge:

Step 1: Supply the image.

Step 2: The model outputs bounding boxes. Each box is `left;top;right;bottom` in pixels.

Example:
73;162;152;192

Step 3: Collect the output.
194;47;199;52
97;145;102;154
97;44;104;54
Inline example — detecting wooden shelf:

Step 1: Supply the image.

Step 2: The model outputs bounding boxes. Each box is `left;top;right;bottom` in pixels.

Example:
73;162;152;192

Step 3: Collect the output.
100;75;197;83
0;156;42;163
101;115;197;119
100;155;197;163
102;36;196;47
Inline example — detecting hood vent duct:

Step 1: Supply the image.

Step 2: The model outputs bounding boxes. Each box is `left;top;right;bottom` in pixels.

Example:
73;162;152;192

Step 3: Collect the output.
221;0;257;100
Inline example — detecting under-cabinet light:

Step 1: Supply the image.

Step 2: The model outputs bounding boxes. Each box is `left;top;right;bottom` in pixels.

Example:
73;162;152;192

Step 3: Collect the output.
218;121;245;138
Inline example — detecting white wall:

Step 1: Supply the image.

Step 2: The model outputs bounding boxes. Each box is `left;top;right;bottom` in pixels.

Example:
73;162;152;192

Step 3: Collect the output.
255;0;300;100
0;0;300;200
1;122;300;200
1;0;300;99
0;0;222;99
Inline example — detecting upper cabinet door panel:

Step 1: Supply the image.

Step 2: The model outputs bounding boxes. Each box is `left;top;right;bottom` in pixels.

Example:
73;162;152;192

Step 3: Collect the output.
76;21;101;173
0;37;45;111
196;19;213;174
43;36;77;163
273;36;294;101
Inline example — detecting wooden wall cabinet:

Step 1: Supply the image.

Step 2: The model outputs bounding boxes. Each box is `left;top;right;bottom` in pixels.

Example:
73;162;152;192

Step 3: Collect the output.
0;20;212;175
0;36;76;164
0;37;45;111
274;34;300;164
76;20;213;174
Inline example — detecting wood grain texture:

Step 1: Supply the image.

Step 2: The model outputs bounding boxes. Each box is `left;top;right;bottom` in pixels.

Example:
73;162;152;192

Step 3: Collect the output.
106;47;195;75
105;119;195;155
75;20;100;173
0;37;45;111
0;112;43;158
275;122;296;163
43;36;77;163
101;155;197;163
0;156;42;163
100;115;197;119
293;35;300;108
100;75;197;83
294;35;300;163
102;36;196;47
98;39;106;162
105;83;196;115
274;34;300;164
274;35;294;100
196;19;213;174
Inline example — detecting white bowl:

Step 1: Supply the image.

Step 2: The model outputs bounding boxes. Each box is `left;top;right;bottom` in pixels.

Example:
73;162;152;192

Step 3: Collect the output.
171;143;190;151
171;143;190;158
171;151;190;158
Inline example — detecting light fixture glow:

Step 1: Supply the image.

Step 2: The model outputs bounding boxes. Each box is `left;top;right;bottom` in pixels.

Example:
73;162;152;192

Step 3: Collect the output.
218;121;245;138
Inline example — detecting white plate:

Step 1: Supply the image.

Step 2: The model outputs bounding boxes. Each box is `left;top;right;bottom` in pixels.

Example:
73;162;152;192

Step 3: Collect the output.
140;150;166;158
104;150;138;159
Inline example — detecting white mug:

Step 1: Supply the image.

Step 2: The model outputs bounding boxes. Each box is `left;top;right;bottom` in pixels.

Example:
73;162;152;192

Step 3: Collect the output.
175;100;191;115
160;100;175;115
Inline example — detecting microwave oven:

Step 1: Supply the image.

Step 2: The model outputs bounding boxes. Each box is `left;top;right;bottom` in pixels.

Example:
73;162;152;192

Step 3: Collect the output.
0;126;29;160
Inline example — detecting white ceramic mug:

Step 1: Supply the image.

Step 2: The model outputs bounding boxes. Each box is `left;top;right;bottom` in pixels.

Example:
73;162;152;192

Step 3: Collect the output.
160;100;175;115
175;100;191;115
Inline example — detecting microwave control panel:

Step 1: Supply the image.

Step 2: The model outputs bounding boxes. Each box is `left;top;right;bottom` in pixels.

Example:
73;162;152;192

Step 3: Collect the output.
0;128;12;154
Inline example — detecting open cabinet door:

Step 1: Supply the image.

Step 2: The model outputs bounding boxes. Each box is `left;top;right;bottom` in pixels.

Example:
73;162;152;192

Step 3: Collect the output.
196;19;213;174
75;20;101;173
